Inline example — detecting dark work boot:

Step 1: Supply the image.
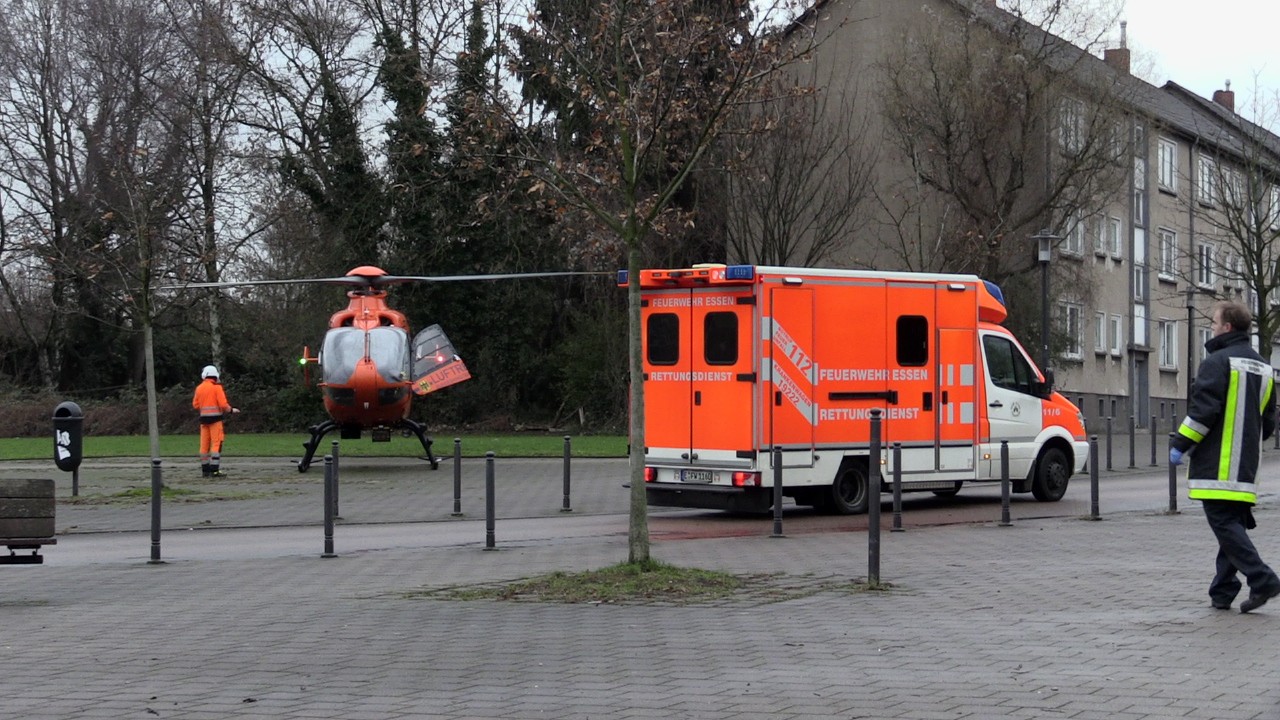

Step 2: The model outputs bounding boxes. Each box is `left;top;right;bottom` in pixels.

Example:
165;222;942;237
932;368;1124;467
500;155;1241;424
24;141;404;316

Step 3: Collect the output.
210;464;226;478
201;463;212;478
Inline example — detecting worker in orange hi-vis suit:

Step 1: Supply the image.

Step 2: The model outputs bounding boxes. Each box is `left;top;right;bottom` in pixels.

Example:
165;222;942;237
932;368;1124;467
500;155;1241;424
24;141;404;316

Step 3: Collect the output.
192;365;240;477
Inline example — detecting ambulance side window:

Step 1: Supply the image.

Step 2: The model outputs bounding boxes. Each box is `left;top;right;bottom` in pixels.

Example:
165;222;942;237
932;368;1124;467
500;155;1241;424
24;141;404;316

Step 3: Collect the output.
982;335;1034;395
704;312;738;365
896;315;928;366
648;313;679;365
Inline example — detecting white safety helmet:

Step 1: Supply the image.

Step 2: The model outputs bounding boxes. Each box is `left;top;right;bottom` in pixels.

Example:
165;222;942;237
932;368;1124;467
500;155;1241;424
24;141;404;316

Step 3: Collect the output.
201;365;219;380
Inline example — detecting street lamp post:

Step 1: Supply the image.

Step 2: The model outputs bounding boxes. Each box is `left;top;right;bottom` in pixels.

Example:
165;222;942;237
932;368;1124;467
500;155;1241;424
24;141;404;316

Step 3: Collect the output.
1185;285;1197;407
1032;228;1057;372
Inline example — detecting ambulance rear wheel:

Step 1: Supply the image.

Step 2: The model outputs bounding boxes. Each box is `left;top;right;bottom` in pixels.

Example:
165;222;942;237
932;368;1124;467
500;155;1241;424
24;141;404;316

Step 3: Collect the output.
828;463;869;515
1031;447;1070;502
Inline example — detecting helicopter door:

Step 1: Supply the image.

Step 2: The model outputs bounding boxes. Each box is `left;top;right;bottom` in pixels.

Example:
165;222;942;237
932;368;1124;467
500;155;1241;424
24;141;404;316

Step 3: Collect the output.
410;324;473;395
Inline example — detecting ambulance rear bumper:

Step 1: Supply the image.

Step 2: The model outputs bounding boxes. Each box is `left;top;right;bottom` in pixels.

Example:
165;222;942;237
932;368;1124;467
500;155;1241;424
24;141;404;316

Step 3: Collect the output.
645;483;772;513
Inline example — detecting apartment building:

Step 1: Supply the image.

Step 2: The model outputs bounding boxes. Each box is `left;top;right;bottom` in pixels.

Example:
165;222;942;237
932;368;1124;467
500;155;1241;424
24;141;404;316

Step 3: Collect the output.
791;0;1280;431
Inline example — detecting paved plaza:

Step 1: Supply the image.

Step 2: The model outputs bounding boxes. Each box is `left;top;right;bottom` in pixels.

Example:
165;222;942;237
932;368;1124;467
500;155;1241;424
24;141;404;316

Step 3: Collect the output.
3;440;1280;719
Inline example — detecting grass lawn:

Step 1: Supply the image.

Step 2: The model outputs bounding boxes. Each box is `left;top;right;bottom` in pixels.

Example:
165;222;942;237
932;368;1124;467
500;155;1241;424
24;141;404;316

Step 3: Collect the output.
1;432;627;461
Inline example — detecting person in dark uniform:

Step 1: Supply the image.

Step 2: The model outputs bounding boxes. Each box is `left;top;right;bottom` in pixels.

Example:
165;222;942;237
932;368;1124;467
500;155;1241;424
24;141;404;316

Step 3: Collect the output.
1171;301;1279;613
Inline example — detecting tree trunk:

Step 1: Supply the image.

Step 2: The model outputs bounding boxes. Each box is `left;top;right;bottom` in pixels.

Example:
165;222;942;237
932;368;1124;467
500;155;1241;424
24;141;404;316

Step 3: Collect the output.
626;232;650;564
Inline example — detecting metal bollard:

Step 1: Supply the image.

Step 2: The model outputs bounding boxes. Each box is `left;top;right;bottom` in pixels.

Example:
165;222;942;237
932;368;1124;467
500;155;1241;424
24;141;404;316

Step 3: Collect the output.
330;440;340;518
771;447;785;539
1089;435;1100;520
891;443;904;533
149;458;163;564
452;438;463;516
561;435;573;512
1128;414;1137;469
1106;416;1113;471
72;468;79;497
484;451;496;550
1149;415;1158;467
1167;433;1180;515
868;410;882;584
322;455;336;558
999;441;1012;527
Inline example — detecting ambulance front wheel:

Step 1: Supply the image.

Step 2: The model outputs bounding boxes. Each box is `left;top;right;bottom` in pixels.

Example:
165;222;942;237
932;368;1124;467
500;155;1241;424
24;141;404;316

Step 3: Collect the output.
828;461;869;515
1031;446;1070;502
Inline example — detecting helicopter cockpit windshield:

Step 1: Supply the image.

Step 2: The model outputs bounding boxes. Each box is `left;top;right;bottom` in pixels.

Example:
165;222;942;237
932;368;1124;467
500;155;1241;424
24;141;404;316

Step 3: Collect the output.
320;327;410;385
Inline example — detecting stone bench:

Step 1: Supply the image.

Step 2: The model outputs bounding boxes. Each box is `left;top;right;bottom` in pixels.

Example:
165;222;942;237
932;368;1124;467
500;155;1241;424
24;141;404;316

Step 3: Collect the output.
0;478;56;564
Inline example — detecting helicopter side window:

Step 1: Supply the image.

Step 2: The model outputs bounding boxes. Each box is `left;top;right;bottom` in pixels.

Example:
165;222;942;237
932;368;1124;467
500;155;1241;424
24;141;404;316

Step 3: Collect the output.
321;328;363;385
368;327;410;383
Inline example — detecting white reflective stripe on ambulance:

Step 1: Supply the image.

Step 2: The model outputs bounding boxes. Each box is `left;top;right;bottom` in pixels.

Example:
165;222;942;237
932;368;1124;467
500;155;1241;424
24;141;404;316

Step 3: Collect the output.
766;317;818;383
769;358;817;426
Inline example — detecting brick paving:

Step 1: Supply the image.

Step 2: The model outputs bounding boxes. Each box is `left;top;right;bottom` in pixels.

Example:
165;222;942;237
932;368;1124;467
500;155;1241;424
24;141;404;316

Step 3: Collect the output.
3;440;1280;719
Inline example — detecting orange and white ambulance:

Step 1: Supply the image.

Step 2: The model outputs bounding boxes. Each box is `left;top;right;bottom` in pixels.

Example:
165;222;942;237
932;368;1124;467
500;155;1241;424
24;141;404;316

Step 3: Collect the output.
625;264;1089;514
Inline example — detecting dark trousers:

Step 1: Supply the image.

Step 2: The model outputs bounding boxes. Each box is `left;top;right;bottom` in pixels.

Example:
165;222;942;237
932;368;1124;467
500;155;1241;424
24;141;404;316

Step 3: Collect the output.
1202;500;1280;603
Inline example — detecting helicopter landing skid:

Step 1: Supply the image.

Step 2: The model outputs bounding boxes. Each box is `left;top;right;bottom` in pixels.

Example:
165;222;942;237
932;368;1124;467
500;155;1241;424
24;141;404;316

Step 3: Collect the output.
297;420;340;473
295;419;440;473
401;418;440;471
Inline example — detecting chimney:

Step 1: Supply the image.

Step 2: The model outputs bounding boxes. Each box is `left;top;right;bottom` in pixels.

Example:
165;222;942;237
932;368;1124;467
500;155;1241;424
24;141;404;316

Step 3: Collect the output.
1213;80;1236;113
1104;21;1131;74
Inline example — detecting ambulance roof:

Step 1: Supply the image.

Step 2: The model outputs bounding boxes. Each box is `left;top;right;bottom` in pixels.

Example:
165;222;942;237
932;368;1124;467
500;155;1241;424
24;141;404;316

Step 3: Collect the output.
624;264;1009;323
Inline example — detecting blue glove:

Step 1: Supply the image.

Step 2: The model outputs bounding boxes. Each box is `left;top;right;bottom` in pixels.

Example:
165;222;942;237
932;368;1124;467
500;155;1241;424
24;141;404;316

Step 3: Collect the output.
1169;448;1184;466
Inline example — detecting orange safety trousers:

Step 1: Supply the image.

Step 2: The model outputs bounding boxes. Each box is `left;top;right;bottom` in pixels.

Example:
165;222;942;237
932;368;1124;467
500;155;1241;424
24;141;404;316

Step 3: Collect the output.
199;421;225;463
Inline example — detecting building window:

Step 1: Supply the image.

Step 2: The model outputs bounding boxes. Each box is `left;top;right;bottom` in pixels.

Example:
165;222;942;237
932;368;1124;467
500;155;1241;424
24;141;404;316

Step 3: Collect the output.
1134;156;1148;226
1060;98;1083;154
1157;137;1178;193
1198;155;1217;205
1095;311;1107;353
1064;212;1084;256
1159;320;1177;369
1157;228;1178;279
1108;216;1123;258
1110;314;1124;357
1134;304;1147;346
1091;216;1106;255
1197;241;1215;288
1223;168;1245;208
1270;185;1280;230
1133;263;1147;301
1198;328;1212;362
1059;303;1083;359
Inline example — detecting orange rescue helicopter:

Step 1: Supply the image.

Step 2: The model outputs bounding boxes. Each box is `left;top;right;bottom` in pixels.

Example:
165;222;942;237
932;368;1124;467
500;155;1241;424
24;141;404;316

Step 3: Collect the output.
177;265;601;472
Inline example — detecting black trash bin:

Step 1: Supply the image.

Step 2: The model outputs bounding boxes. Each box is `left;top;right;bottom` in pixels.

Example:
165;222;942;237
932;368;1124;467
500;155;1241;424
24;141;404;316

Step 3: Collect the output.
53;401;83;472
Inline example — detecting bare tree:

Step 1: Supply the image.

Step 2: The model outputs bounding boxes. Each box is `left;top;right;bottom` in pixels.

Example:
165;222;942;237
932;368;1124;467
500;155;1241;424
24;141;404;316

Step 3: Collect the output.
1170;87;1280;361
720;66;877;267
506;0;822;563
875;0;1131;284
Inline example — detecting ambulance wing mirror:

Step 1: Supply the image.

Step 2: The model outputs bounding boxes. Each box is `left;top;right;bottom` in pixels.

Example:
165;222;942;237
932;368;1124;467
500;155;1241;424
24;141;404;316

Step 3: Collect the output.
1034;368;1056;399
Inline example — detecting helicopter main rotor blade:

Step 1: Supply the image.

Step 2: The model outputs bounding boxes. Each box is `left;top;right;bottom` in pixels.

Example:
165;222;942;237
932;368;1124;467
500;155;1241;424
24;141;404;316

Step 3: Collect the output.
159;277;368;290
377;271;610;284
160;269;609;291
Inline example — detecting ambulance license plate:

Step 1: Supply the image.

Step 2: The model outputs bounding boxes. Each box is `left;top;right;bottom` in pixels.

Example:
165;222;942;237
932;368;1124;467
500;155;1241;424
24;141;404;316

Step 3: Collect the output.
681;469;713;483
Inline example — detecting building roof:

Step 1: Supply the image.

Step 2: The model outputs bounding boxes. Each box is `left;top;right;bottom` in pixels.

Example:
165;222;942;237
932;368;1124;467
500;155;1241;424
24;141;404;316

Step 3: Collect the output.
796;0;1280;169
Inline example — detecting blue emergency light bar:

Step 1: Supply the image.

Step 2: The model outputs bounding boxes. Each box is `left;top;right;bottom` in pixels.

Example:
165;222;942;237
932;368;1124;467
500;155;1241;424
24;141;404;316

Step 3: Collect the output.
617;270;628;284
982;280;1006;307
724;265;754;280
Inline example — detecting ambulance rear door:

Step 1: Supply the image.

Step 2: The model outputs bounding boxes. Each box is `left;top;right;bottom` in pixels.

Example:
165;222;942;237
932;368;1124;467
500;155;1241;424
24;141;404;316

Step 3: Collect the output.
641;287;755;468
641;289;694;465
689;289;757;467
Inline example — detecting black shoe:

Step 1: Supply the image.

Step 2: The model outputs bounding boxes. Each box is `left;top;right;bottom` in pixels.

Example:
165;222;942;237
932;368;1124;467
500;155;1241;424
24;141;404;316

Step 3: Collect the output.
1212;601;1233;610
1240;587;1280;613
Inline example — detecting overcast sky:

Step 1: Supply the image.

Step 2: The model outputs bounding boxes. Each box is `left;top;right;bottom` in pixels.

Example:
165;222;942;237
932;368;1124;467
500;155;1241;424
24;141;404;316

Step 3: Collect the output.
1120;0;1279;121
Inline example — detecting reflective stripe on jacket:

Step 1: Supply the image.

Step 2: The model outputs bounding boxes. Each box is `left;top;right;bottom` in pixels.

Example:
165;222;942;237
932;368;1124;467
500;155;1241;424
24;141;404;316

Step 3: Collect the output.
1173;331;1277;504
192;378;231;422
